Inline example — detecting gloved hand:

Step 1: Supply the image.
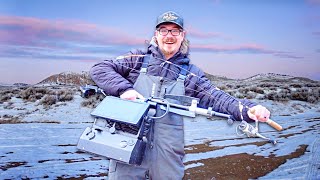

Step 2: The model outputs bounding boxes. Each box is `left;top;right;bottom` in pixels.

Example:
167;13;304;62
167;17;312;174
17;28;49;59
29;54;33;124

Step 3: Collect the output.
120;89;145;101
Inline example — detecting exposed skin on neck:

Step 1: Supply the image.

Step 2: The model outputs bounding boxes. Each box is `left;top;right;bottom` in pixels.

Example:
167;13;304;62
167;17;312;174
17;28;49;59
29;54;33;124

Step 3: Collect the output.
155;23;185;60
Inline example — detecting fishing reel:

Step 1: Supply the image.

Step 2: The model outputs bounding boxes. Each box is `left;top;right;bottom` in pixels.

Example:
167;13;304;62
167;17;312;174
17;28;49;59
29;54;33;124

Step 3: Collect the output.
236;120;277;145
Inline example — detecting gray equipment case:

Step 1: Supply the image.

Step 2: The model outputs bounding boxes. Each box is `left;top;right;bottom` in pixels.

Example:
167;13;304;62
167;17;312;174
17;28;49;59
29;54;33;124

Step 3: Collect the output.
77;96;152;165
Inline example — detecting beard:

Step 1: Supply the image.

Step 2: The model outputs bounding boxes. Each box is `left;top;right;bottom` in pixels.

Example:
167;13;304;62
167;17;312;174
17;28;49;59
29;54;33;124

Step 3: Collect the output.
162;48;174;56
160;37;177;56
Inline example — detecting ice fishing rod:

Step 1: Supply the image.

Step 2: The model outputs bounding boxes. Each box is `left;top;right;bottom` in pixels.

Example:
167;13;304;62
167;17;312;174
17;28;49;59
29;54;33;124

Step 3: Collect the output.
143;95;278;144
113;53;283;131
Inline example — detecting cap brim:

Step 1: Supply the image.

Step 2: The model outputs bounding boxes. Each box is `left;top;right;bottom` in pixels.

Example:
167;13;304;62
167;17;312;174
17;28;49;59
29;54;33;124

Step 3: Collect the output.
156;21;183;29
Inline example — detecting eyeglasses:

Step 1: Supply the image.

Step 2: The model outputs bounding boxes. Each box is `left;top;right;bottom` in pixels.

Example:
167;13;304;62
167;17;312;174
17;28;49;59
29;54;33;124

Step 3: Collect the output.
158;28;182;36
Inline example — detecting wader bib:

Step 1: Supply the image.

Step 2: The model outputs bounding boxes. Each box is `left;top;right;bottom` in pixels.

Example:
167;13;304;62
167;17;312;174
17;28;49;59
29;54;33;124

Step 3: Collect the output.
108;55;188;180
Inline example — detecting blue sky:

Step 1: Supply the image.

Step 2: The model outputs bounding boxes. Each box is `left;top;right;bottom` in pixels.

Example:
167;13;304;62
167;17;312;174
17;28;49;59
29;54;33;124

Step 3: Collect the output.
0;0;319;84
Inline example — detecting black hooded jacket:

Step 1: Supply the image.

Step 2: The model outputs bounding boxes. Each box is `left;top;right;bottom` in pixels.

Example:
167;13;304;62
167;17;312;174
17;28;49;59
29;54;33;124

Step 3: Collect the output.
90;42;256;122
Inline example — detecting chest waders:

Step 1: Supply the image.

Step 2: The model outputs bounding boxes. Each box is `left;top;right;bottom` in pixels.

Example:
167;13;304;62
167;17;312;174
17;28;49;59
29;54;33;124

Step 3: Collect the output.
108;54;188;180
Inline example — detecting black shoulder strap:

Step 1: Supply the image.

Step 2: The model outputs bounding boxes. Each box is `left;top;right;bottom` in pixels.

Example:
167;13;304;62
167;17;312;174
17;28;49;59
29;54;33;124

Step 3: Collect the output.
179;63;188;76
178;59;189;81
140;54;150;73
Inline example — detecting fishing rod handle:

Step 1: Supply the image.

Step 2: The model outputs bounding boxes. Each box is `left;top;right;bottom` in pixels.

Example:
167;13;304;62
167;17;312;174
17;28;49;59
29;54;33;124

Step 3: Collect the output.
249;108;282;131
266;119;283;131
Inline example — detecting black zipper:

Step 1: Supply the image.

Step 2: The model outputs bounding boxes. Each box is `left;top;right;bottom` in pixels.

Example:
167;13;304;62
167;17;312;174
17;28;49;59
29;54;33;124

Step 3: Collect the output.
158;61;166;77
157;77;165;96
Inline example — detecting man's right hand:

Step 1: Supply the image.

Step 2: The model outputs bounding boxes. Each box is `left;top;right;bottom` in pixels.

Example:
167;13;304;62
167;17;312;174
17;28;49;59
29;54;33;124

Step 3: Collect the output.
120;89;145;101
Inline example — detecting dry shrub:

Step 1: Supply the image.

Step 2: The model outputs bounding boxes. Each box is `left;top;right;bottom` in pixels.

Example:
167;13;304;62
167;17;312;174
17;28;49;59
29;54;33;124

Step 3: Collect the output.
0;89;18;102
81;98;96;108
0;94;12;103
290;92;307;102
290;88;319;103
81;94;105;108
264;87;319;103
0;89;12;95
250;87;264;94
59;93;74;101
239;87;249;94
40;95;57;106
20;87;35;100
39;90;74;107
269;86;277;91
20;87;52;102
208;76;319;103
218;85;227;91
260;83;273;88
267;89;290;102
234;92;245;99
19;87;74;108
226;84;234;89
0;114;20;124
305;83;319;87
34;88;48;94
56;90;74;101
34;93;43;100
244;91;256;99
290;83;302;88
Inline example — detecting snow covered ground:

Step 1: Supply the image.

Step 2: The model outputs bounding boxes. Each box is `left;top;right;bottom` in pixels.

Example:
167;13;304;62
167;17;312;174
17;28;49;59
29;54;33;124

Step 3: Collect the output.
0;89;319;179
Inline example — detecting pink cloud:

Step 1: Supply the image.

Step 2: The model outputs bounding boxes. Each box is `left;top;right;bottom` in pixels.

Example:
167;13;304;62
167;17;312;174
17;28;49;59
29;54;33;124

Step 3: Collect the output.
190;43;303;59
186;26;232;40
0;15;145;47
312;31;320;36
191;43;265;52
0;15;303;60
306;0;320;5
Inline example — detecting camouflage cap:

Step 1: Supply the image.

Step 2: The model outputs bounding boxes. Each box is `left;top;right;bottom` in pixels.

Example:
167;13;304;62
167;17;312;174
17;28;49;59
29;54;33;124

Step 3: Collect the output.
156;11;183;29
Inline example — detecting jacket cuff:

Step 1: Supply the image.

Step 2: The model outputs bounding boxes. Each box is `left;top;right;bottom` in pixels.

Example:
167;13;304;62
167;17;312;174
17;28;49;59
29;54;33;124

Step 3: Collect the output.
119;87;134;96
241;104;257;122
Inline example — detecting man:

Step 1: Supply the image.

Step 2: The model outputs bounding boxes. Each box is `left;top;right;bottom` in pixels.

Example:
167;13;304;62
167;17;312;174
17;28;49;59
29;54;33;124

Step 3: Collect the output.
90;11;270;180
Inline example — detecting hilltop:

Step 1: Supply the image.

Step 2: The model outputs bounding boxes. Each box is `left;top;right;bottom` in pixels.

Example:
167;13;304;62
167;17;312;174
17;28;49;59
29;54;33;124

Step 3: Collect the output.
37;71;95;86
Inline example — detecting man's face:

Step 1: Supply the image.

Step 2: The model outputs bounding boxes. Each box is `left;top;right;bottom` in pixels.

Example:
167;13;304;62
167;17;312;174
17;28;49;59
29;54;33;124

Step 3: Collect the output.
155;23;185;59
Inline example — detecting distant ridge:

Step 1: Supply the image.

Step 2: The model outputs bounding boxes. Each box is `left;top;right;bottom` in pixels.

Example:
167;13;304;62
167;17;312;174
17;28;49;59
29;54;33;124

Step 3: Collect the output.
242;73;318;83
205;72;298;82
13;83;29;86
37;71;95;86
204;73;234;82
35;71;317;87
243;73;294;81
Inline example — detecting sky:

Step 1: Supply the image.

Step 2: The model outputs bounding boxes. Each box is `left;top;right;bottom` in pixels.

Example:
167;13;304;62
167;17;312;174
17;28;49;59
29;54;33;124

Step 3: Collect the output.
0;0;319;84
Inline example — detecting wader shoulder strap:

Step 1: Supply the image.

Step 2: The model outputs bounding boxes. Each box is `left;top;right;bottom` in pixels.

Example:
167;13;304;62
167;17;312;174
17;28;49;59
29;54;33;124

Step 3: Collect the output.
140;54;150;74
177;62;189;81
140;54;189;80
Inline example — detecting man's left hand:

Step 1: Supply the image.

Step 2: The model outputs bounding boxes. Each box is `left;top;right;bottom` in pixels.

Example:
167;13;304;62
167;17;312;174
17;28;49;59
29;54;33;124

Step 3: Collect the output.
247;105;270;122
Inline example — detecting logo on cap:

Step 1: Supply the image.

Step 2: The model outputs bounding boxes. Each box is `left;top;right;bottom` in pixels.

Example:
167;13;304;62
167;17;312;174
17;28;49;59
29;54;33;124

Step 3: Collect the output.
162;12;178;21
